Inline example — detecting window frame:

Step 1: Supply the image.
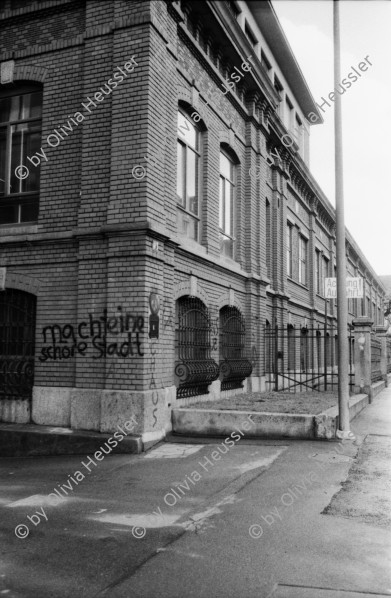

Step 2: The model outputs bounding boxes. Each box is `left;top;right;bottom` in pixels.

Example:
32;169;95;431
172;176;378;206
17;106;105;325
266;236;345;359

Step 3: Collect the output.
322;256;329;297
299;235;308;286
244;21;257;48
286;223;293;278
176;108;202;242
0;84;43;226
315;249;321;294
219;147;237;259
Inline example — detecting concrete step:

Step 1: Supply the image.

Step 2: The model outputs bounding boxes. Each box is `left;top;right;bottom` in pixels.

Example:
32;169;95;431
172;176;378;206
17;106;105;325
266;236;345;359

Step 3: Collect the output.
171;394;370;441
0;422;142;457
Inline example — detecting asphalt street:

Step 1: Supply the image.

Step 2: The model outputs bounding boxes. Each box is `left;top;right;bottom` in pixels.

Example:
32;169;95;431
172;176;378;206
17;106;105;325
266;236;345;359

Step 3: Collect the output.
1;390;390;598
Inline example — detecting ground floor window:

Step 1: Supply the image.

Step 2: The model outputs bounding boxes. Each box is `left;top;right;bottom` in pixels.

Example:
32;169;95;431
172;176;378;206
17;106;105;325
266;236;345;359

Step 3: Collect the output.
0;288;36;401
219;306;252;390
174;296;219;398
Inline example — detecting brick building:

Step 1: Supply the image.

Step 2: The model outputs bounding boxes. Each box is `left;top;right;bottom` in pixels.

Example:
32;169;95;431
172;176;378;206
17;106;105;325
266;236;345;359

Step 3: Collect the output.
0;0;385;445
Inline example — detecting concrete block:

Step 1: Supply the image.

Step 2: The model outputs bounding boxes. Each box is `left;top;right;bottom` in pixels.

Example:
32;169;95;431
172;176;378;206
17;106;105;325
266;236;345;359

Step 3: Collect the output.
32;386;72;426
70;389;101;431
100;386;175;441
172;408;315;439
321;394;369;433
314;413;336;440
100;390;144;434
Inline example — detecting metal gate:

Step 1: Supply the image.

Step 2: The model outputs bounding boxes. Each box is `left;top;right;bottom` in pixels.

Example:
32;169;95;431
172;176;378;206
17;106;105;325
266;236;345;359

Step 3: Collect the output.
264;324;354;393
0;289;36;401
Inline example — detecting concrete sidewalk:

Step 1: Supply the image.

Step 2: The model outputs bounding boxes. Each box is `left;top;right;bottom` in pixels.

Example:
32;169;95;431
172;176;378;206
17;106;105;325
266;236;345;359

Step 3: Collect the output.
0;390;390;598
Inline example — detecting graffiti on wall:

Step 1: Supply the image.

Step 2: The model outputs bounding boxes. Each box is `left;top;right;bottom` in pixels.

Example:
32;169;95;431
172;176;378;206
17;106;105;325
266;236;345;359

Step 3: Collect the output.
39;308;144;361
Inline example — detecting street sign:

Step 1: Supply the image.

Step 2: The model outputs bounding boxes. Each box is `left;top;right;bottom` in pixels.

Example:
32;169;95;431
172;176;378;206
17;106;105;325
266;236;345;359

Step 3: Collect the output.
324;277;363;299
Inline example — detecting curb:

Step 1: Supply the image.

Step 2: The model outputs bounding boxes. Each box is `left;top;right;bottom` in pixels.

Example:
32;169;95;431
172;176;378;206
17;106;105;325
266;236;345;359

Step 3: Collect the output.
171;393;370;441
0;423;143;457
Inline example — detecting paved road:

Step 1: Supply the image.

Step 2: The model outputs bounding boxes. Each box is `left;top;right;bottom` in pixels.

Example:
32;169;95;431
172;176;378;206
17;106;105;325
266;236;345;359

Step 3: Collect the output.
1;393;390;598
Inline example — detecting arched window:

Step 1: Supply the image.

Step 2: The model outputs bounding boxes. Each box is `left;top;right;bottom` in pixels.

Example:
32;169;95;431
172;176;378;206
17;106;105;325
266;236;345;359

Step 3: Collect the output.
219;305;252;390
219;149;236;258
175;296;219;398
0;85;42;225
0;288;36;401
219;306;245;360
177;109;201;241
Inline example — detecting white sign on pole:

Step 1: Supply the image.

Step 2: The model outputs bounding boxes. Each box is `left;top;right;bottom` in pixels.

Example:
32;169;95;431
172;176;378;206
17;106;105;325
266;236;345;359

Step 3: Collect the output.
346;277;364;298
0;267;6;291
324;277;363;299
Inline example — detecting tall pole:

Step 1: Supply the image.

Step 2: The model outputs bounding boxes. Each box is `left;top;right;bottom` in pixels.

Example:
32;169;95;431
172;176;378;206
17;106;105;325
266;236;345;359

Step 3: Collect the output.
333;0;352;438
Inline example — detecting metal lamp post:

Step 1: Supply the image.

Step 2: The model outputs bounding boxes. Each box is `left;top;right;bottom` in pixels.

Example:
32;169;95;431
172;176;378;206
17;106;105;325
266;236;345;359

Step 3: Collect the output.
333;0;354;440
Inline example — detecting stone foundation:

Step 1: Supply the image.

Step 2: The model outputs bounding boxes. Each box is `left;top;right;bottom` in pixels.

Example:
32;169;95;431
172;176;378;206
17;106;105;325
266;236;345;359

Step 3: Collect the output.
31;385;176;444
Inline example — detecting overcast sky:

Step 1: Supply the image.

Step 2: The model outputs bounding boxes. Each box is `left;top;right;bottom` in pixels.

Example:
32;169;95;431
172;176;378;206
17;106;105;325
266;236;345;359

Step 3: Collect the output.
271;0;391;277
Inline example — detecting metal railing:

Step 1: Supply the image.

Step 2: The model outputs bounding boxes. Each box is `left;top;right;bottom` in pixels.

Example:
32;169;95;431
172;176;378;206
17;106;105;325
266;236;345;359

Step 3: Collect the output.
264;324;354;393
387;338;391;374
370;336;382;383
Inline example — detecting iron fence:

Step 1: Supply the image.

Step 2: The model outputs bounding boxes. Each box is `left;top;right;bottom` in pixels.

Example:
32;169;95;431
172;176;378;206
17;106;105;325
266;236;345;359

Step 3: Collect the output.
264;324;354;393
387;337;391;374
371;336;382;383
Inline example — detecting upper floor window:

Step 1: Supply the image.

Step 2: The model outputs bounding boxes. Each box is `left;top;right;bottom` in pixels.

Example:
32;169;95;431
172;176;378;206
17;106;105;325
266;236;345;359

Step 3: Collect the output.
286;95;294;132
294;114;303;154
274;75;283;117
0;86;42;225
322;256;329;296
287;223;293;278
177;110;201;241
260;50;272;77
266;199;271;278
244;22;257;48
274;75;283;98
219;150;236;258
315;250;321;294
299;236;308;285
227;0;240;20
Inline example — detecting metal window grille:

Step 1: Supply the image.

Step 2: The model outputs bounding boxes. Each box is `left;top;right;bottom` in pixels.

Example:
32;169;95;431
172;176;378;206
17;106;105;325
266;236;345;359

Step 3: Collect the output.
175;297;219;398
219;306;252;391
0;289;36;401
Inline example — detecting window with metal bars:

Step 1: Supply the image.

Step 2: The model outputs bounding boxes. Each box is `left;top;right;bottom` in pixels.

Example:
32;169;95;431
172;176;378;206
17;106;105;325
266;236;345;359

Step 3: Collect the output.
175;296;219;398
0;288;36;401
219;306;252;390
